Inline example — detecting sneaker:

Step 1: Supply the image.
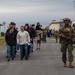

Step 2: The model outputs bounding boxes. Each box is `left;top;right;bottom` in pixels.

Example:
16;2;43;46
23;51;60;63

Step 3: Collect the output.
33;49;35;51
36;48;38;50
6;56;8;58
20;58;23;60
25;57;28;60
12;58;14;60
39;48;40;50
7;59;10;61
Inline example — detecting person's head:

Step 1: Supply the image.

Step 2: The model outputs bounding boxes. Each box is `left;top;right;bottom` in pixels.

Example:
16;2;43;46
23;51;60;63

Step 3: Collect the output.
20;26;24;32
9;24;13;28
9;22;16;28
16;27;18;31
37;22;40;26
24;23;29;30
63;18;71;26
9;28;14;33
31;24;35;29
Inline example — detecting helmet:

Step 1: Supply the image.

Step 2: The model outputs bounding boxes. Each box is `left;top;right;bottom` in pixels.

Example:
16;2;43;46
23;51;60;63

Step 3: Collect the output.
63;18;71;22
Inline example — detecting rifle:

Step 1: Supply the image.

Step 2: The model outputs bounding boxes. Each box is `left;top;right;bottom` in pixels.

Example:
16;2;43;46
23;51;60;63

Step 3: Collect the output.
63;32;75;44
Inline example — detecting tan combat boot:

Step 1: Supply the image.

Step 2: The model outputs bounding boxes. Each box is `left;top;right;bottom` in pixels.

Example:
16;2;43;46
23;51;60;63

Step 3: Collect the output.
68;62;74;68
64;63;67;67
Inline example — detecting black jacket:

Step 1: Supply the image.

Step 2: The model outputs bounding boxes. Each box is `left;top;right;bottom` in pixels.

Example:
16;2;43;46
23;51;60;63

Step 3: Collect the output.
6;28;18;43
36;25;43;31
6;28;18;34
5;32;16;46
25;28;36;43
29;28;36;38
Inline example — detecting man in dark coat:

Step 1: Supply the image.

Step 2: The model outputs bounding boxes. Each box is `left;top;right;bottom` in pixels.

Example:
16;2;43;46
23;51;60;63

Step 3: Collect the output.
5;28;16;61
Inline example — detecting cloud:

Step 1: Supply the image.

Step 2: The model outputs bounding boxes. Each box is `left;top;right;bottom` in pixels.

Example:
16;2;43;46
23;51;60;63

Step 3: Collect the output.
0;0;74;28
65;0;73;2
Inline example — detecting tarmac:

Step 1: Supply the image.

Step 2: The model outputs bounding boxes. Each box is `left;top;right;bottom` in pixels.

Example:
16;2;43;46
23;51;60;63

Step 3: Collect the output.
0;38;75;75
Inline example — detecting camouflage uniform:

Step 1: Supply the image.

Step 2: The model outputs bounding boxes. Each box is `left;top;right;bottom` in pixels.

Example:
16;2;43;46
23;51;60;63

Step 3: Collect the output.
55;31;59;43
59;18;74;68
43;30;46;43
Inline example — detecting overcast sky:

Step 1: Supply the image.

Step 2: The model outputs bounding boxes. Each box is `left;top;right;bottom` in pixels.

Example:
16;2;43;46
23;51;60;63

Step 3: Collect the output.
0;0;74;31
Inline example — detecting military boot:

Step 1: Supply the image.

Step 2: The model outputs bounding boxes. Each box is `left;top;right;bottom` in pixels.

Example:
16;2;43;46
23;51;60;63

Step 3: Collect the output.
64;62;67;67
68;62;74;68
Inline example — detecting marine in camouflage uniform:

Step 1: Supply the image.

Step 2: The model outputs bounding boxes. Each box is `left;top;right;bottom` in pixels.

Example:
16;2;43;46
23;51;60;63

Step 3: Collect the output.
59;18;74;68
43;29;46;43
55;30;59;43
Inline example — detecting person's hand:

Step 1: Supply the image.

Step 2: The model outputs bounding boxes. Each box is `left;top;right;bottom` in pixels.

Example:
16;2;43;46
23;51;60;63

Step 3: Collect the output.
28;43;30;45
34;40;36;43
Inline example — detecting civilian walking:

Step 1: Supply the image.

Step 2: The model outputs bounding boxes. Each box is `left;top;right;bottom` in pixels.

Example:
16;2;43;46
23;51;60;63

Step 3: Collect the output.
17;26;30;60
5;28;16;61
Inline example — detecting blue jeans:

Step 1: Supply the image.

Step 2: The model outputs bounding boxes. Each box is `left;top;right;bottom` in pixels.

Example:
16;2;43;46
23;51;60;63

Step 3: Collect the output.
16;44;19;50
20;44;28;59
30;43;33;52
7;45;15;59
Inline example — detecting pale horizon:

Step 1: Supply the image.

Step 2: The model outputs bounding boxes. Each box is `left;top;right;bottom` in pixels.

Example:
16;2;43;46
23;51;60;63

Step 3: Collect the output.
0;0;75;31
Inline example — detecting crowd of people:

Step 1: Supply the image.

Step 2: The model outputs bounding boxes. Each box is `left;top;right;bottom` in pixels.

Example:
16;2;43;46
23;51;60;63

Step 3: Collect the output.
5;22;44;61
47;29;58;37
47;29;59;43
5;18;75;69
